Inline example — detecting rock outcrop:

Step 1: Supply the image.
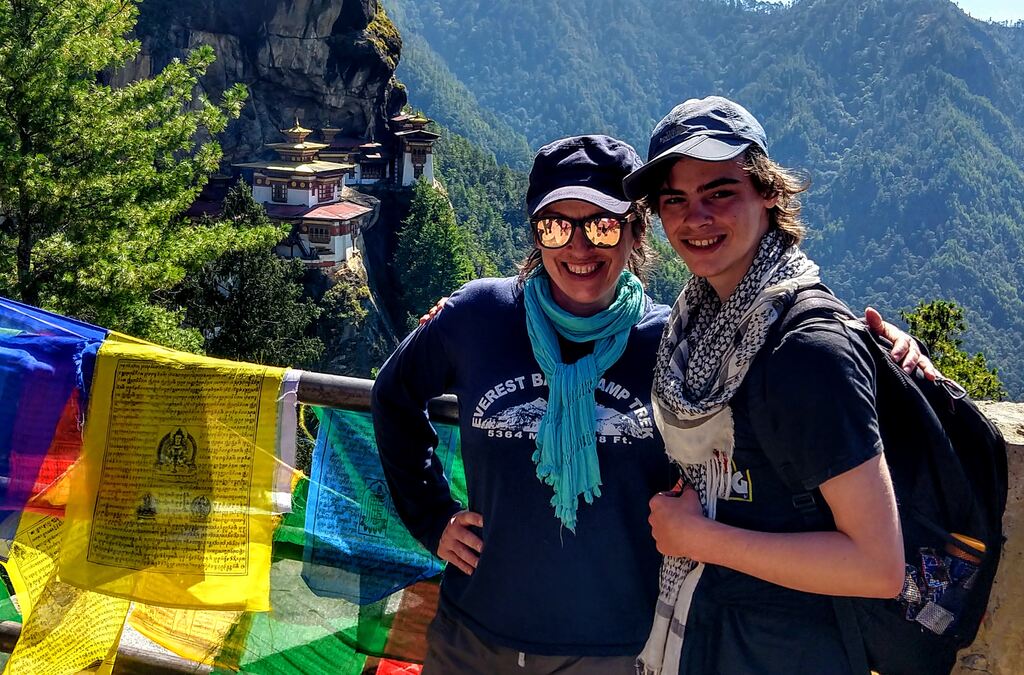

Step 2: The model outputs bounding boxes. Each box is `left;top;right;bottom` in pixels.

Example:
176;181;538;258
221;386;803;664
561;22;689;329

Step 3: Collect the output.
116;0;406;164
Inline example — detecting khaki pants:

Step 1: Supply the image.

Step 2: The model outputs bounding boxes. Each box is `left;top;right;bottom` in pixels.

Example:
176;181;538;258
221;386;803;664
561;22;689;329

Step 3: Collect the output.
422;605;638;675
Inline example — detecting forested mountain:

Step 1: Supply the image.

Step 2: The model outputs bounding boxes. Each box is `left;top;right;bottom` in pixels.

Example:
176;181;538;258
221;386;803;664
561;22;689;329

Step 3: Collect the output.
386;0;1024;397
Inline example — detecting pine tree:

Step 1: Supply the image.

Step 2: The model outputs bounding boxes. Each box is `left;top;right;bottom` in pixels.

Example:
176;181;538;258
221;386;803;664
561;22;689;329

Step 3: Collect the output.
394;179;475;326
0;0;271;348
901;300;1006;401
175;182;323;368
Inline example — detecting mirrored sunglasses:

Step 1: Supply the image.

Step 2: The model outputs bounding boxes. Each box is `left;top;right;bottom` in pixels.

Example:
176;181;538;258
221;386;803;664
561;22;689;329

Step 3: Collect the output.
531;214;631;249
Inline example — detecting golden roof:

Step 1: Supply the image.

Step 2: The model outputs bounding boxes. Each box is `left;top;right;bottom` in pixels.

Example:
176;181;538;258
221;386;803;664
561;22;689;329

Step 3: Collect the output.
266;141;329;152
283;118;312;134
281;118;313;143
232;159;355;175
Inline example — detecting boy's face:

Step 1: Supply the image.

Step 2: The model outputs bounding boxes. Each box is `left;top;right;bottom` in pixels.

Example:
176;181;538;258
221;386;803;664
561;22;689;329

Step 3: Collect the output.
656;156;776;300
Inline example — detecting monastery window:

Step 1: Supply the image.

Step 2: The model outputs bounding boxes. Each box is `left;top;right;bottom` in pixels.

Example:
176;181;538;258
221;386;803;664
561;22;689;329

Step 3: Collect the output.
308;226;331;245
318;182;336;202
271;182;288;203
363;164;383;180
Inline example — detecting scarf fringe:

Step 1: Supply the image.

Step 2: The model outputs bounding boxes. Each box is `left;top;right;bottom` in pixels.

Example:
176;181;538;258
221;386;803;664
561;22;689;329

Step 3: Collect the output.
522;269;644;532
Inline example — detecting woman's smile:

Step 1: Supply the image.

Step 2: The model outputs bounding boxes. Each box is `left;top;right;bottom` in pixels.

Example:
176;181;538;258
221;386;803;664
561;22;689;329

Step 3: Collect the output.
538;199;637;316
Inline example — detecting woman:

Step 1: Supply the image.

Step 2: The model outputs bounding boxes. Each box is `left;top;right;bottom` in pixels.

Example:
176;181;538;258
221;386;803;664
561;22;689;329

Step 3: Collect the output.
372;135;675;674
372;132;926;675
623;96;905;674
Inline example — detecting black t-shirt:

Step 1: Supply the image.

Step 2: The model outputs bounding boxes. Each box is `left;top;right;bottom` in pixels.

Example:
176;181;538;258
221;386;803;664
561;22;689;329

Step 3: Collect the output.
679;316;884;675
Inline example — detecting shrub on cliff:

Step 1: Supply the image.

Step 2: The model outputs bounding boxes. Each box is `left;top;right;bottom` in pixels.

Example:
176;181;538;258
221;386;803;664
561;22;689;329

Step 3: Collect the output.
902;300;1007;401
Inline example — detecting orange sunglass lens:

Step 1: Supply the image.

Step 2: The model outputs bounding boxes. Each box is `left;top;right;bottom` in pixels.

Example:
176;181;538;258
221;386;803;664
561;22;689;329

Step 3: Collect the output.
584;218;622;247
535;218;572;247
534;216;623;248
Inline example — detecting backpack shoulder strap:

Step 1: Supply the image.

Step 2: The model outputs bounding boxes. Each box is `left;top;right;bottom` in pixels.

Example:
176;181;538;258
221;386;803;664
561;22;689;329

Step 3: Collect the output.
749;286;857;522
773;288;874;674
775;286;857;337
833;598;871;675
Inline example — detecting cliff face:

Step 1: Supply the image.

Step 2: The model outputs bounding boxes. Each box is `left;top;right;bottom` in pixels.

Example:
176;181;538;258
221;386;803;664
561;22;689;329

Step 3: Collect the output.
120;0;406;163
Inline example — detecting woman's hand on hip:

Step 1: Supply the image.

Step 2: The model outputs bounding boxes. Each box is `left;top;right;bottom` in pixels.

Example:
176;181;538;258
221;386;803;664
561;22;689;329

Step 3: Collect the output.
438;510;484;575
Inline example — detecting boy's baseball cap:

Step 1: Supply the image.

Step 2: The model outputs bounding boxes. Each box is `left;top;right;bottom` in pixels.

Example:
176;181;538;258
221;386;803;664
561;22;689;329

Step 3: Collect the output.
623;96;768;200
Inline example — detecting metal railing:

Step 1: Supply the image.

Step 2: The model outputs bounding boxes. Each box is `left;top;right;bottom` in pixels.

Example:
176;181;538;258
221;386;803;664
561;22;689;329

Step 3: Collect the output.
297;371;458;423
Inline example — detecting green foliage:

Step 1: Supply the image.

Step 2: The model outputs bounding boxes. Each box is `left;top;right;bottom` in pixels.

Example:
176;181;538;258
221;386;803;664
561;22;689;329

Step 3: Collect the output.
366;4;401;70
901;300;1006;401
174;182;323;368
385;1;532;169
177;249;324;367
646;236;691;306
0;0;251;349
315;265;394;378
385;0;1024;397
394;179;475;325
432;131;530;275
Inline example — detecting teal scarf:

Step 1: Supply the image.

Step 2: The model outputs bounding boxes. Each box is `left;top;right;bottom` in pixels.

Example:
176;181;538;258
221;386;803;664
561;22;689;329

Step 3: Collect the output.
524;270;646;531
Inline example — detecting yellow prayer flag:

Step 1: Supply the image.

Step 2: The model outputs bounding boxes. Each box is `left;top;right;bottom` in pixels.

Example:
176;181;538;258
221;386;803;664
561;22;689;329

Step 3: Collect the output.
2;512;129;675
128;604;248;669
59;337;285;611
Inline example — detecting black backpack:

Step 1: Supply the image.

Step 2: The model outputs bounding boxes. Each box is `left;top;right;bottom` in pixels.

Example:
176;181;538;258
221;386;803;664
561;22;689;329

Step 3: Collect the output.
767;287;1008;675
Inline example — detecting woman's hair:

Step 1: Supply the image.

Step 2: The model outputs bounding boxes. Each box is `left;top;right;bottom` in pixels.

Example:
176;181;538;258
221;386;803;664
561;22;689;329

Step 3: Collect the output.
516;201;655;285
644;147;810;247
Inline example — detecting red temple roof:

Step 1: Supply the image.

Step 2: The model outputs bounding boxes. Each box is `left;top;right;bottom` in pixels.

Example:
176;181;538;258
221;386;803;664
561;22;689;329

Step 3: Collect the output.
264;200;372;221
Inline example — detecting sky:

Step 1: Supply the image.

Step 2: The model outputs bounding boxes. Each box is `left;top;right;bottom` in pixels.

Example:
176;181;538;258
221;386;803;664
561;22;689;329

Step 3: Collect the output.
954;0;1024;22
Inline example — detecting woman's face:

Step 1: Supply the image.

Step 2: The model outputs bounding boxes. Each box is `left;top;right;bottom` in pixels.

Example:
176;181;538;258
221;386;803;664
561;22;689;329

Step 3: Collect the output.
537;199;638;317
656;156;776;300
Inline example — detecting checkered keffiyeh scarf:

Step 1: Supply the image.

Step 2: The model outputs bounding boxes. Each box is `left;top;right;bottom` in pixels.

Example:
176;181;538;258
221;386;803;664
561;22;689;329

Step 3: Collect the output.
637;230;821;675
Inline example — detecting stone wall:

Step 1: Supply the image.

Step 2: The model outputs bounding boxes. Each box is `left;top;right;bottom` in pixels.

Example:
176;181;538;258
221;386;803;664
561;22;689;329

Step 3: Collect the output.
954;402;1024;674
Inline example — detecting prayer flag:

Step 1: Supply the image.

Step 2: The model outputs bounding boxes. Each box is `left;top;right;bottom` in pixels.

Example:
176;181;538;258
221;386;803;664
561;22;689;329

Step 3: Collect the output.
0;297;454;673
59;335;285;611
1;512;130;675
0;297;106;540
204;467;448;674
302;408;466;605
210;559;438;674
128;604;248;669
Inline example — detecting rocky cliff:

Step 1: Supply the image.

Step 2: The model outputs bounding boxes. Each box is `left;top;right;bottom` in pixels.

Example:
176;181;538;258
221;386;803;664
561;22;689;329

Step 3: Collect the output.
117;0;406;164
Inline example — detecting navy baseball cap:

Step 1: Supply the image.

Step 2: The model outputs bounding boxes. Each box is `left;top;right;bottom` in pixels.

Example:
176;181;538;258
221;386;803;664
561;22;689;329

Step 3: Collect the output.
623;96;768;200
527;135;643;216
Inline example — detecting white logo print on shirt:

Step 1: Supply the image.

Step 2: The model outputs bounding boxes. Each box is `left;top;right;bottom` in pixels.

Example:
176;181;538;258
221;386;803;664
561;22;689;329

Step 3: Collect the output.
470;372;654;444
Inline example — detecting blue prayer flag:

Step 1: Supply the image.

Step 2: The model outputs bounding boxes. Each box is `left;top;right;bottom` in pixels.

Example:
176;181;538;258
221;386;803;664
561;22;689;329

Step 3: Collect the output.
302;408;466;605
0;297;107;521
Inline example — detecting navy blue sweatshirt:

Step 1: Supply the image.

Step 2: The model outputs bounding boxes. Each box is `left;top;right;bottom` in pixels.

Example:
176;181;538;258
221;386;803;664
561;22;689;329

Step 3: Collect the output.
371;277;676;656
